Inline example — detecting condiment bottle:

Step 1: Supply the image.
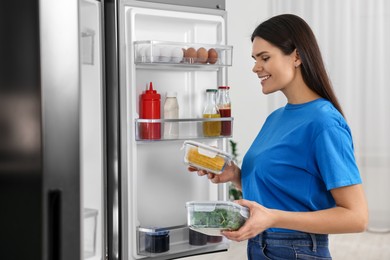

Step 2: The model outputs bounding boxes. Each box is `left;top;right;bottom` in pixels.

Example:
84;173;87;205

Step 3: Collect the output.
163;92;179;139
217;86;231;136
203;89;221;137
139;82;161;139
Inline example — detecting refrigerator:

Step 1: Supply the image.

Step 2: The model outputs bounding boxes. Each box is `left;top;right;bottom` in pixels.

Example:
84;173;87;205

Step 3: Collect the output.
0;0;232;259
106;0;233;259
0;0;105;259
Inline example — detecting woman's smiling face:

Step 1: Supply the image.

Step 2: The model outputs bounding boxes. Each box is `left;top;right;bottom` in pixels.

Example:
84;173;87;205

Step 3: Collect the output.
251;36;297;95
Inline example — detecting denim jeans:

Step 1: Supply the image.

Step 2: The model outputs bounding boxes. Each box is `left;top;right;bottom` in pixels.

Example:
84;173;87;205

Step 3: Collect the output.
247;231;331;260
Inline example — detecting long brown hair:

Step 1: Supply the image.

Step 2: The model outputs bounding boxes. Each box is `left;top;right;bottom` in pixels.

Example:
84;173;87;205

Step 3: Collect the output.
251;14;344;117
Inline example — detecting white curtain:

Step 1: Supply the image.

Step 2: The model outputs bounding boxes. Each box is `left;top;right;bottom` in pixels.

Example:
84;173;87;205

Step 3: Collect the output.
267;0;390;231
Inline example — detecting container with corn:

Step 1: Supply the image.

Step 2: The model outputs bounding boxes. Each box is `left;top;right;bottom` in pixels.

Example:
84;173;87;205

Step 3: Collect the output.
182;140;233;174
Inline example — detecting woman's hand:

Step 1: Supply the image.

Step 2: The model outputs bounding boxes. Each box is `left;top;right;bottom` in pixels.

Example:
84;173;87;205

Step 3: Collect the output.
222;199;275;242
188;161;241;188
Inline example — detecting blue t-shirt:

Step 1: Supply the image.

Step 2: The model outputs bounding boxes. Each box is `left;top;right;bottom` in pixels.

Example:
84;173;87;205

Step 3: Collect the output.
241;98;362;232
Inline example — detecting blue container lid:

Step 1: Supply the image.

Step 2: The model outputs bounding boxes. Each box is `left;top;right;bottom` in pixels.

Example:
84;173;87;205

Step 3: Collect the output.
146;230;169;236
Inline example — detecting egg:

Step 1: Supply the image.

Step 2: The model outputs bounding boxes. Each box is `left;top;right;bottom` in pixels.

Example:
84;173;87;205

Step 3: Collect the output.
137;45;147;61
196;47;208;64
171;47;184;63
207;48;218;64
159;46;171;62
145;45;160;62
184;47;197;63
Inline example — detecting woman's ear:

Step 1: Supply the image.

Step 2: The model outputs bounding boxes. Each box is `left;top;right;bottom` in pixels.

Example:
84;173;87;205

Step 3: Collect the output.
294;49;301;67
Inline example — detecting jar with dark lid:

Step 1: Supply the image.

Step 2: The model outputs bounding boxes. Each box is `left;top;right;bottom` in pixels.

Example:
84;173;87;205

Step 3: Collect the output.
189;229;207;246
145;230;170;253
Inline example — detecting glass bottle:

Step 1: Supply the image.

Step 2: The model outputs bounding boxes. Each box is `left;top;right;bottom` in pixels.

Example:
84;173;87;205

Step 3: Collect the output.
203;89;221;137
163;92;179;139
217;86;231;136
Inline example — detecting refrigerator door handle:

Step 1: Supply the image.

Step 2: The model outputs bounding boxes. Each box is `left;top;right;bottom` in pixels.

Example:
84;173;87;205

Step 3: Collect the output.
48;189;62;260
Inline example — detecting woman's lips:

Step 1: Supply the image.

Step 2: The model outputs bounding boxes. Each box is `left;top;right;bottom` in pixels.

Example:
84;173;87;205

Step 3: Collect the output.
260;75;270;83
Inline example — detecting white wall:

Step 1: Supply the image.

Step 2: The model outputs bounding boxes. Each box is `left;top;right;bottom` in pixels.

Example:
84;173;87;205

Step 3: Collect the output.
226;0;390;231
225;0;272;162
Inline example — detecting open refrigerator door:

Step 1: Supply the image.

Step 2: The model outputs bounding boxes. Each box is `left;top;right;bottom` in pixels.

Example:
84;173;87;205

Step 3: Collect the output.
118;1;233;259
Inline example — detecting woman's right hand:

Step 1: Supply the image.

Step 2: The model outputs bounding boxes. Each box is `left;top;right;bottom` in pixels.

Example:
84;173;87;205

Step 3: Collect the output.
188;161;241;188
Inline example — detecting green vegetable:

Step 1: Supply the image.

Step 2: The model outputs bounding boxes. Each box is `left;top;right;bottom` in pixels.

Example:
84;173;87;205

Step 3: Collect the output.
191;208;247;230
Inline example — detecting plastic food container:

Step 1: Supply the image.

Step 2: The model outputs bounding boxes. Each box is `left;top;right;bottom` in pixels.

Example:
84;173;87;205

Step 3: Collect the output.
182;141;233;174
186;201;249;236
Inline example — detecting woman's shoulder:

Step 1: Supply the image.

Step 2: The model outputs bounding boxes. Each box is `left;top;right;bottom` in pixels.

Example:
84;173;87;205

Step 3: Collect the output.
311;99;350;132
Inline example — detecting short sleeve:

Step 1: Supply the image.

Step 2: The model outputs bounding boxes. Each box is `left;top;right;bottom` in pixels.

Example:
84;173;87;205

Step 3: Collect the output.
312;125;362;190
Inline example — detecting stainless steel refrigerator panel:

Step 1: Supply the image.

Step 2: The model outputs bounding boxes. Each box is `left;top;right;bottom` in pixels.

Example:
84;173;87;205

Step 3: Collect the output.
2;1;107;259
0;3;42;259
103;0;122;259
40;0;81;259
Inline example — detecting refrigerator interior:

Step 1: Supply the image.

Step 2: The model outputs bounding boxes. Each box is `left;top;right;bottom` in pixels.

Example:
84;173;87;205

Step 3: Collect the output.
120;3;232;259
80;0;105;259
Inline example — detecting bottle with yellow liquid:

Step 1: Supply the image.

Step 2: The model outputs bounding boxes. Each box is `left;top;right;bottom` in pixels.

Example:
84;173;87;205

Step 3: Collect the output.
203;89;221;137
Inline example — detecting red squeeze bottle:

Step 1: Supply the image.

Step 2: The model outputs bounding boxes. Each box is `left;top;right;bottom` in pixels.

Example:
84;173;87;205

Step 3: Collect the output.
139;82;161;139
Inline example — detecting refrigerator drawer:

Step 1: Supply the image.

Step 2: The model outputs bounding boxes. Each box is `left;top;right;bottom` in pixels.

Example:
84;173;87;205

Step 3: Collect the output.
134;40;232;66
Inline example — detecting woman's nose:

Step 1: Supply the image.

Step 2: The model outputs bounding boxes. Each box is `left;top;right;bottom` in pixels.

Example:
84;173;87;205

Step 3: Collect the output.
252;62;262;73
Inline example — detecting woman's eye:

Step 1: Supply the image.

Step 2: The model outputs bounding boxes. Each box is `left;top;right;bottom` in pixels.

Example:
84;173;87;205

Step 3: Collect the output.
262;57;270;62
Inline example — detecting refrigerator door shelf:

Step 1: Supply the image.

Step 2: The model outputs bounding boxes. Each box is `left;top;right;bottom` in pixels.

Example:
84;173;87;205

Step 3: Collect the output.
135;117;233;141
136;63;224;71
83;208;98;258
134;40;232;66
137;225;228;257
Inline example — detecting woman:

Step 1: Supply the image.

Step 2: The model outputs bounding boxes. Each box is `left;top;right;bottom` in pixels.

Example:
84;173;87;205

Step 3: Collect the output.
191;14;368;259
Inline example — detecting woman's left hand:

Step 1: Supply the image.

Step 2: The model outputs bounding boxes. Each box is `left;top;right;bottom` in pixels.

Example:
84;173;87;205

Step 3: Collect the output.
222;199;275;242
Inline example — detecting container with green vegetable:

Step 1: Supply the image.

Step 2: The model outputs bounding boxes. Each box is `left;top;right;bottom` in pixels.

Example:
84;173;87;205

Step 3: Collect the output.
186;201;249;236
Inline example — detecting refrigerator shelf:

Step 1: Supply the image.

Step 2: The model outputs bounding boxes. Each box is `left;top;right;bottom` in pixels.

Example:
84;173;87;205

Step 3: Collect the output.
134;40;232;66
135;63;222;71
135;117;233;141
137;225;229;258
84;208;98;258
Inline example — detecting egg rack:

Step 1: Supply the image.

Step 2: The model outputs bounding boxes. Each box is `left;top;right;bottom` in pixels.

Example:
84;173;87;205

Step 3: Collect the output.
134;40;233;66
